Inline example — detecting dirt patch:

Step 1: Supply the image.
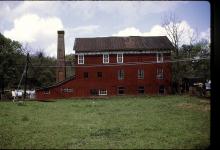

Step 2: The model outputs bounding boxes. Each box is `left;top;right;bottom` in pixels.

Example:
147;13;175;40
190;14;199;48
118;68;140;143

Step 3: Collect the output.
197;105;210;112
205;105;210;111
176;103;193;109
199;99;210;104
176;102;210;112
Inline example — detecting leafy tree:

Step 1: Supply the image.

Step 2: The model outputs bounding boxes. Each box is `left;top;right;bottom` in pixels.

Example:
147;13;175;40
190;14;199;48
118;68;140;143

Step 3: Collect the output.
189;39;210;80
162;13;210;94
0;33;24;96
28;51;56;88
178;39;210;90
0;33;58;98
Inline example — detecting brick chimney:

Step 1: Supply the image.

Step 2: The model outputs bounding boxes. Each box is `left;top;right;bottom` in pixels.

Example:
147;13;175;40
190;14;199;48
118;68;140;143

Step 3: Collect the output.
56;30;66;82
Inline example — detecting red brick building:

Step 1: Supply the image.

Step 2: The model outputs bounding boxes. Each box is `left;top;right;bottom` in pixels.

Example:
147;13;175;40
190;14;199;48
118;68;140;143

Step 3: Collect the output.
36;31;174;100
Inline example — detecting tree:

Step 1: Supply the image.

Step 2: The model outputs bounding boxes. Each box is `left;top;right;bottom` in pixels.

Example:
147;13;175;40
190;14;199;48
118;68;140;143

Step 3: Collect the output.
190;39;210;80
162;13;184;57
162;13;210;94
178;39;210;93
0;33;58;99
0;33;24;97
162;13;185;93
28;51;56;88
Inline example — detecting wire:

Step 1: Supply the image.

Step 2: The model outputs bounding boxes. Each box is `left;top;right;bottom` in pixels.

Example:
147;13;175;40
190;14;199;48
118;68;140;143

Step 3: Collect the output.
17;62;27;90
6;56;210;68
20;57;210;68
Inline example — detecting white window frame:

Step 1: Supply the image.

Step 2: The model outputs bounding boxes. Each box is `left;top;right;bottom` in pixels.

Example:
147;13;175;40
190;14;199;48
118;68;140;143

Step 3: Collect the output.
103;54;109;64
157;53;163;63
138;69;144;79
99;89;107;96
117;53;123;63
118;70;124;80
78;54;84;64
63;88;73;93
157;68;164;80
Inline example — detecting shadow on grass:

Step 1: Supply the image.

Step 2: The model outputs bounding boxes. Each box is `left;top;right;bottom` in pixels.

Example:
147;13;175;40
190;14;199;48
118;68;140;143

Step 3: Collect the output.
21;115;29;121
37;100;57;102
90;127;129;138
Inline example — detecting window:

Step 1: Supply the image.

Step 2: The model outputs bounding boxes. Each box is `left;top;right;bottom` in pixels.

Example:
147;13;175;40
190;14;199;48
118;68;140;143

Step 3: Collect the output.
78;54;84;64
138;86;145;94
84;72;88;78
117;53;123;63
118;70;124;80
138;69;144;79
90;89;98;96
97;72;102;78
157;53;163;63
63;88;73;93
118;87;125;95
99;89;107;96
44;89;50;94
159;85;165;94
103;54;109;64
157;68;164;79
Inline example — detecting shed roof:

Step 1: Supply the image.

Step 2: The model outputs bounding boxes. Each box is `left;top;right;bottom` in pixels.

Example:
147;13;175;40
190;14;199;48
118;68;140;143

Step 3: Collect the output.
36;76;75;91
73;36;174;52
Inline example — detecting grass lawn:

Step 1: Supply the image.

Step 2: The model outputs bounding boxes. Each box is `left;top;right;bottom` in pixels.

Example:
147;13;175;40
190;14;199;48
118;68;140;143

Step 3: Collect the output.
0;95;210;149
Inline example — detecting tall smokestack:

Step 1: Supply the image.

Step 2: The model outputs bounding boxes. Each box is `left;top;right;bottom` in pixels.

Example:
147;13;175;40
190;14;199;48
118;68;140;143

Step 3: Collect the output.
56;30;66;82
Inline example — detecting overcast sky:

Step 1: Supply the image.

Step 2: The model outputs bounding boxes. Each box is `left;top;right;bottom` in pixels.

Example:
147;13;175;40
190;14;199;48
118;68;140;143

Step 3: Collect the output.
0;1;210;57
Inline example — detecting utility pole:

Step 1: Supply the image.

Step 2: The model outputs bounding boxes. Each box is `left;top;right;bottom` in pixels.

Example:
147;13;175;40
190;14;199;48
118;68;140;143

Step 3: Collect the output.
0;75;4;100
23;53;29;100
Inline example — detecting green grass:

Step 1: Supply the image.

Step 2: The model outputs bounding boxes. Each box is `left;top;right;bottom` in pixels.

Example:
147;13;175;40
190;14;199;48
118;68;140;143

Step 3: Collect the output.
0;95;210;149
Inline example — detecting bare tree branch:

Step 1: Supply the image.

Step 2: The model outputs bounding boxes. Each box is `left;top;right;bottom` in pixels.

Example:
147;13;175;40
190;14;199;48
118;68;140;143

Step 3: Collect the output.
162;12;184;57
188;27;198;46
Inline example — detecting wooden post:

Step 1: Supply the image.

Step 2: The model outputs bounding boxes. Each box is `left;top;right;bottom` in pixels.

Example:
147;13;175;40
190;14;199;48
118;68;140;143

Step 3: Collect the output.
23;53;29;100
0;76;4;100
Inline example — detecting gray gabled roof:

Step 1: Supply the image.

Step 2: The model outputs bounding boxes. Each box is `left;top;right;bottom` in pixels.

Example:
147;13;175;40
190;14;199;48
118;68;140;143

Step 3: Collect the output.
74;36;174;52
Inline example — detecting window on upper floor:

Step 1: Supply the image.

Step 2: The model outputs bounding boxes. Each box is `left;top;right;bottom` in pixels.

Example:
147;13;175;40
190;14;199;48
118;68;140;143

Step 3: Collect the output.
78;54;84;64
103;54;109;64
156;68;164;80
117;53;123;63
118;70;124;80
138;69;144;79
84;72;88;78
157;53;163;63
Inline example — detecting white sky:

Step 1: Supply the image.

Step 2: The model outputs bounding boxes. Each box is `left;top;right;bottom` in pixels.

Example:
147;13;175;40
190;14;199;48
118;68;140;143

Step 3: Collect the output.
0;1;210;57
